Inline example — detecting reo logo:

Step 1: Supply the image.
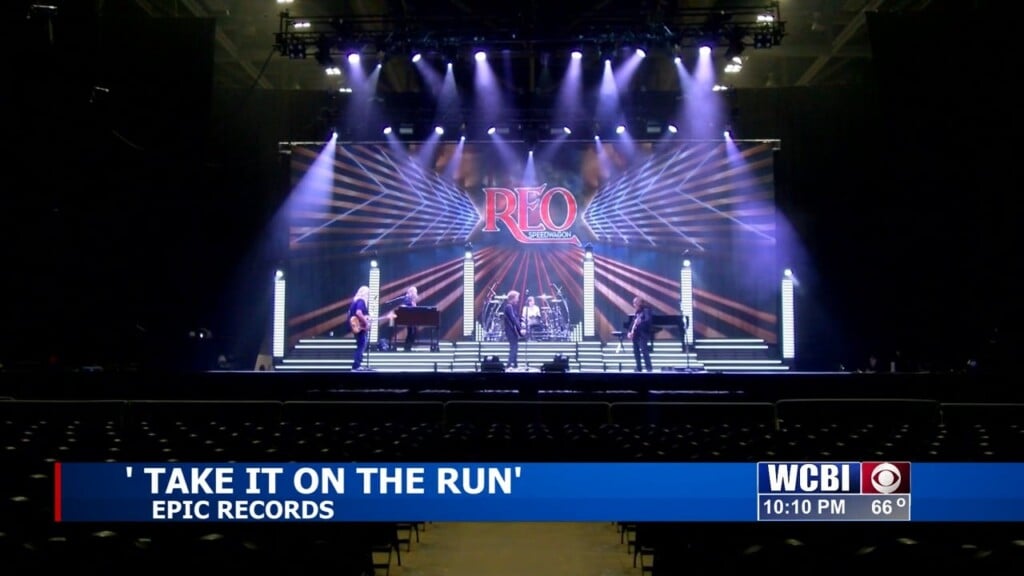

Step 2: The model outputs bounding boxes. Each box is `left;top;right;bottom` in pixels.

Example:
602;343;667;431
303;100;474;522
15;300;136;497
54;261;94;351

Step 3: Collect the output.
482;185;580;245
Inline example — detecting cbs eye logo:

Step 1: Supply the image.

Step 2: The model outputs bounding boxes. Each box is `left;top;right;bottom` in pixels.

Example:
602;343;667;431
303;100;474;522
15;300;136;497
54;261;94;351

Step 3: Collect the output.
861;462;911;494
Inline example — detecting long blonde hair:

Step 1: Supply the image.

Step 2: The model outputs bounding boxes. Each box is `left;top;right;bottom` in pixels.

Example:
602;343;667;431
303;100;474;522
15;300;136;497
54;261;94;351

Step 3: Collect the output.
355;286;370;302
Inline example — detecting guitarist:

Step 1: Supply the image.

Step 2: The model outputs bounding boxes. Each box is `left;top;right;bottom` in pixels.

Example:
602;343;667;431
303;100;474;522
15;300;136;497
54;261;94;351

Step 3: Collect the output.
349;285;370;371
627;295;654;372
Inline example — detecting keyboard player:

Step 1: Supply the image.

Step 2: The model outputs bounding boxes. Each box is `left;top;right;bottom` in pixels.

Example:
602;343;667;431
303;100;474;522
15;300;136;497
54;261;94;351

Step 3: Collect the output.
400;286;419;351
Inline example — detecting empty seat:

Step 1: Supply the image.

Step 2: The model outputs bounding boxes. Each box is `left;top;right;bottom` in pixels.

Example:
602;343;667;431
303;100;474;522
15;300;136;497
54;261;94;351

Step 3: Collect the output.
444;401;610;425
610;402;776;428
283;401;444;425
776;398;941;427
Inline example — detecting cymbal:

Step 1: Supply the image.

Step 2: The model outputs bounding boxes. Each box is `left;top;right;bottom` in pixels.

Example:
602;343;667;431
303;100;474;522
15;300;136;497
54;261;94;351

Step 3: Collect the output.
491;295;507;299
549;299;563;303
538;294;552;299
489;299;506;304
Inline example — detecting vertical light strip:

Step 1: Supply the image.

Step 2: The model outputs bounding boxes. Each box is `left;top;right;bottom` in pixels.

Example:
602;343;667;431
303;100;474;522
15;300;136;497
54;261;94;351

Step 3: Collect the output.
583;251;595;337
463;250;475;337
781;272;795;359
272;273;286;358
680;261;694;345
369;261;381;345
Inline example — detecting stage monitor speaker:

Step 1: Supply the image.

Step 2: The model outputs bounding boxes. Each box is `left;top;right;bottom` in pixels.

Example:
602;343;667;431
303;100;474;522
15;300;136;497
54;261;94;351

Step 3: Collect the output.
541;354;570;373
481;355;505;373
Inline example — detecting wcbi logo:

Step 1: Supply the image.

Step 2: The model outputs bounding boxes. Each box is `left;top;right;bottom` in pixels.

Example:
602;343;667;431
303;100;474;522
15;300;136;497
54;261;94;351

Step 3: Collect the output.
758;462;911;494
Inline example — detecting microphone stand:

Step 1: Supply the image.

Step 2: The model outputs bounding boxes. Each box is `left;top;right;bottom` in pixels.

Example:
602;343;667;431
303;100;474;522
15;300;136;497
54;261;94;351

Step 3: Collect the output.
682;315;695;372
523;290;530;371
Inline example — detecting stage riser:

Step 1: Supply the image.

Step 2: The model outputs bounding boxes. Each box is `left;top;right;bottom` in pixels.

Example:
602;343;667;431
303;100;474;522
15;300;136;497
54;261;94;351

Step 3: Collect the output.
281;338;787;372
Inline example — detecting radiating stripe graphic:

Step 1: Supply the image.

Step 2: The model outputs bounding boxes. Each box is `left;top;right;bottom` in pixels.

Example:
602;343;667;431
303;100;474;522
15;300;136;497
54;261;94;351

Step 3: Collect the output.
583;142;776;250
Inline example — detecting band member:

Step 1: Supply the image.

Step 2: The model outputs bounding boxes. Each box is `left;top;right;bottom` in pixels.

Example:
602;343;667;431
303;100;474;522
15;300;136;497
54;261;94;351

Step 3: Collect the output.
401;286;419;351
523;296;542;331
349;286;370;371
627;295;653;372
502;290;525;369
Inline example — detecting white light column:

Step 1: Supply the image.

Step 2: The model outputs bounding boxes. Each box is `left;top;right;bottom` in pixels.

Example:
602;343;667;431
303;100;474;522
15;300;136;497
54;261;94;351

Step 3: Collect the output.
463;247;475;337
583;245;595;337
369;260;381;345
781;268;795;359
272;269;286;358
680;259;693;345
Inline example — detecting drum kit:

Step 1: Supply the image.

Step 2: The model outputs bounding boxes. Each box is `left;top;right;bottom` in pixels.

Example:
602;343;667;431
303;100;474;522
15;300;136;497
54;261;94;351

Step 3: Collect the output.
483;286;571;342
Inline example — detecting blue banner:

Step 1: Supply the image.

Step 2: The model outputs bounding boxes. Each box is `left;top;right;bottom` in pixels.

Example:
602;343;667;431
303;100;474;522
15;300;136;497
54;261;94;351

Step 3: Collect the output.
53;462;1024;522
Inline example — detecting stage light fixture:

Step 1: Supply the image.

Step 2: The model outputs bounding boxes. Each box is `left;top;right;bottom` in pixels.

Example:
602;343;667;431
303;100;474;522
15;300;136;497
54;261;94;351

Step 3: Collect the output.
635;48;647;58
668;124;678;134
724;29;746;61
275;269;284;280
474;50;487;62
571;50;583;60
411;52;422;63
368;263;381;347
781;271;795;359
443;45;458;65
347;53;361;64
273;274;286;358
463;247;475;337
563;126;572;135
673;56;682;64
615;125;626;135
699;45;712;56
487;126;496;135
383;126;392;135
680;260;693;346
434;126;444;135
583;244;595;337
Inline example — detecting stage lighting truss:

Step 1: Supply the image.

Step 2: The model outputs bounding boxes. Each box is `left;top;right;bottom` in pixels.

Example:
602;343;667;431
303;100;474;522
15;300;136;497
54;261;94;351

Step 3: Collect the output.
273;4;784;66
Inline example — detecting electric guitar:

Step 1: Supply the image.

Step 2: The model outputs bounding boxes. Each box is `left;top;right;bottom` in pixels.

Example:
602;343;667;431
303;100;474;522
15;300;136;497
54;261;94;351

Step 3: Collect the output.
350;314;368;334
627;310;644;339
350;312;395;335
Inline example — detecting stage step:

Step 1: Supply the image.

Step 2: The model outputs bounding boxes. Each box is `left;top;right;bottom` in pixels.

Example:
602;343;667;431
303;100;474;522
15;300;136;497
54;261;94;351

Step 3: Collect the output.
280;337;786;372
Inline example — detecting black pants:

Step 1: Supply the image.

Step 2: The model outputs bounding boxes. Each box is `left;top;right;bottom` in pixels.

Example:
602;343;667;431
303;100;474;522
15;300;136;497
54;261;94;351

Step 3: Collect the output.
352;331;368;370
633;337;652;372
507;335;519;368
404;326;417;351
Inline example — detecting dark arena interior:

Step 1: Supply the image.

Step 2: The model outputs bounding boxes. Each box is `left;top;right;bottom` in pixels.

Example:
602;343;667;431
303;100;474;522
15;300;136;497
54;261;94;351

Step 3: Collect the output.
3;0;1019;574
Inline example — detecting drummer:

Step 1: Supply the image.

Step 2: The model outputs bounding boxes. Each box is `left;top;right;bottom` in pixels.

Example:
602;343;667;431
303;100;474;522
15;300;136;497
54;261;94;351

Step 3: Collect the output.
523;296;543;329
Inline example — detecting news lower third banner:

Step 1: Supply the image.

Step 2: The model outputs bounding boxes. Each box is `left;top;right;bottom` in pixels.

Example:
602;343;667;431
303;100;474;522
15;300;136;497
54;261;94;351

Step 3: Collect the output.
54;462;1024;522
